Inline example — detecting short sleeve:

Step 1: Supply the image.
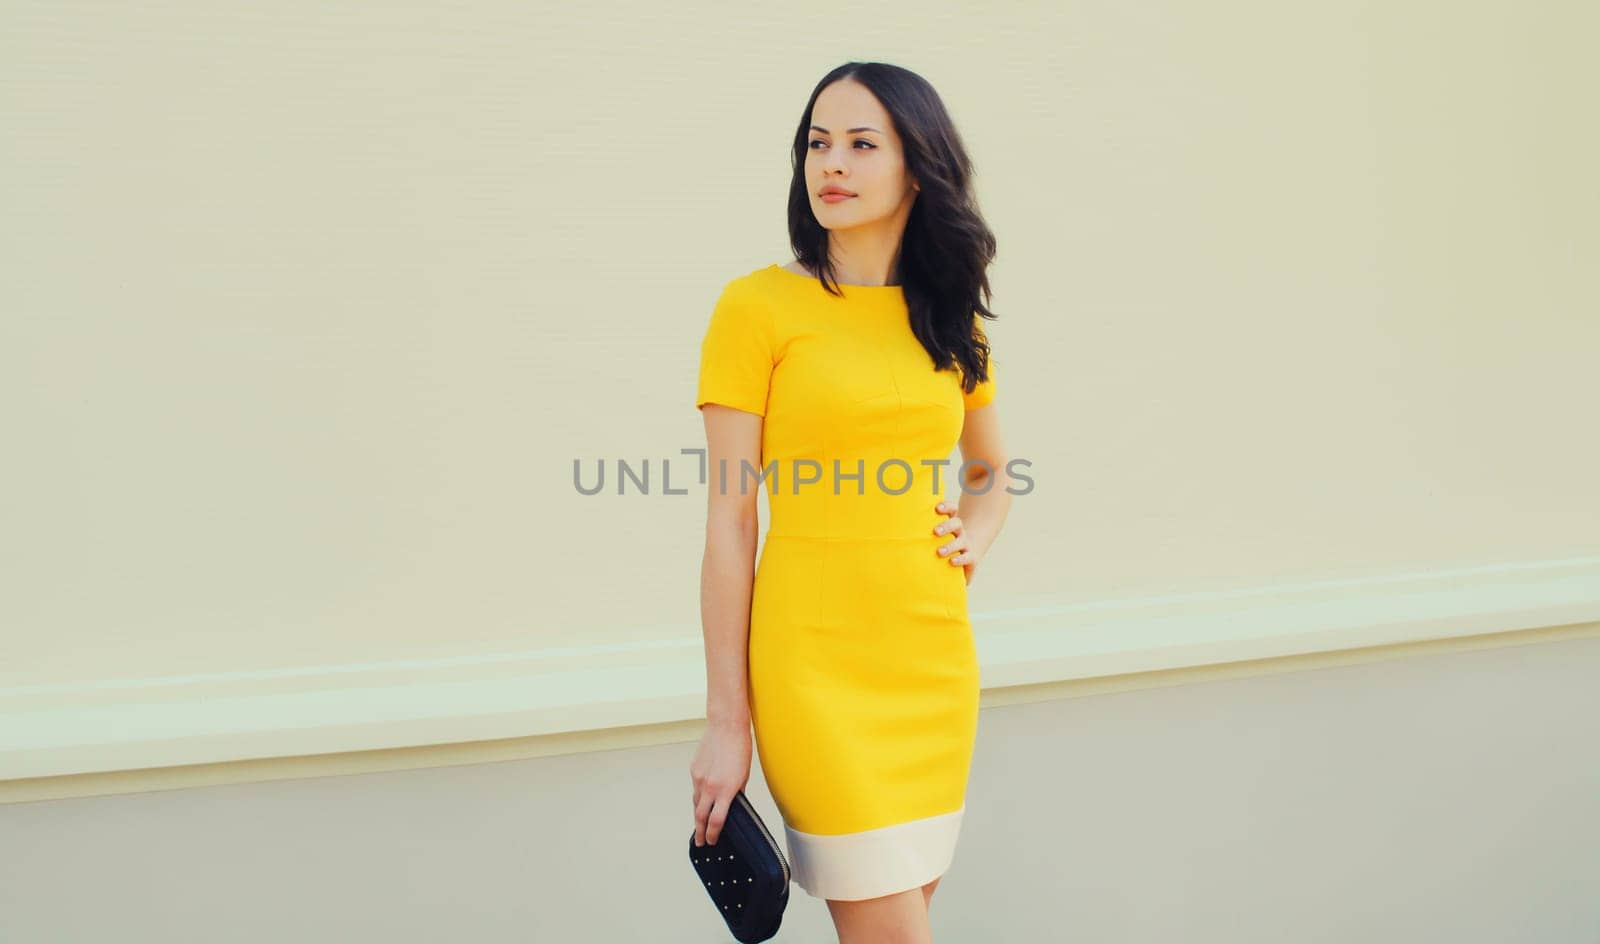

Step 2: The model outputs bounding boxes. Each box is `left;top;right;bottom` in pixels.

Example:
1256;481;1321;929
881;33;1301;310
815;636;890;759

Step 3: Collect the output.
963;355;997;410
962;317;997;410
695;280;775;417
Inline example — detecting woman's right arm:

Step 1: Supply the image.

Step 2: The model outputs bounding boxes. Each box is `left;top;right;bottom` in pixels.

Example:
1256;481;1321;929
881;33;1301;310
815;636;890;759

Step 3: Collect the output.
689;403;763;848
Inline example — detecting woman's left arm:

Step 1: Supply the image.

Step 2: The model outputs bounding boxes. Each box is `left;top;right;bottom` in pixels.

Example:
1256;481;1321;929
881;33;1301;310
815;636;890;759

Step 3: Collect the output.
935;402;1012;585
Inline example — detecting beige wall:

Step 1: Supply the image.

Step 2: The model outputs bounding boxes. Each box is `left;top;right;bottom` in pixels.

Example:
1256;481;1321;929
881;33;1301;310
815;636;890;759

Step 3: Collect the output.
2;4;1596;715
3;633;1596;941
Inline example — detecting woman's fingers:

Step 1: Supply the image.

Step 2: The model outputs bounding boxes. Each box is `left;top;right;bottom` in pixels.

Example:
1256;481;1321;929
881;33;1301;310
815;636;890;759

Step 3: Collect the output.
694;788;737;847
694;789;716;847
933;503;967;564
936;513;965;561
703;793;730;846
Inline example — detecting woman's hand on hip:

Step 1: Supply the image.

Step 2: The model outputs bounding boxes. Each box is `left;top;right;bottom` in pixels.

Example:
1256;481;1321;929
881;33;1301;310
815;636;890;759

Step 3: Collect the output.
935;500;984;585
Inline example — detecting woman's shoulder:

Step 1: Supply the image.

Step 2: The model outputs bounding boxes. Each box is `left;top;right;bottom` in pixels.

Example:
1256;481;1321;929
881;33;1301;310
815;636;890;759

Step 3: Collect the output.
731;260;803;284
706;263;788;322
716;261;800;305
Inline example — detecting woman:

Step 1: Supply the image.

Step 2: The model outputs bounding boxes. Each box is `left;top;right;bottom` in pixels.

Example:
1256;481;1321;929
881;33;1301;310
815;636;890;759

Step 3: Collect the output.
691;61;1011;942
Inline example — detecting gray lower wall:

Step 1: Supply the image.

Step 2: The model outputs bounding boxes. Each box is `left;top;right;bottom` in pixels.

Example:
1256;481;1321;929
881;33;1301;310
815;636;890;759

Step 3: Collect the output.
3;634;1597;943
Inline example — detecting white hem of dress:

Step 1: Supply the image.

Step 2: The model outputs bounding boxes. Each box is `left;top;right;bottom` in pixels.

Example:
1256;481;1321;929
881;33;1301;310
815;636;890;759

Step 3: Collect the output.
783;804;965;901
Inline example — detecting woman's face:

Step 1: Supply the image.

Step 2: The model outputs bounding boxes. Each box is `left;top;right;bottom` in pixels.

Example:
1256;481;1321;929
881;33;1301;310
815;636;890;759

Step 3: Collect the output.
804;80;918;231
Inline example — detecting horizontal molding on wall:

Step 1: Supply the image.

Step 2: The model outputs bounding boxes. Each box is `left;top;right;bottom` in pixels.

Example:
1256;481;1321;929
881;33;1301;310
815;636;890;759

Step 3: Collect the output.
3;556;1599;799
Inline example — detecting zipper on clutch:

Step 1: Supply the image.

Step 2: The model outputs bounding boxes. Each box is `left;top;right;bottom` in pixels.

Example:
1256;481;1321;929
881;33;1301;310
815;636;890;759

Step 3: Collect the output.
736;791;790;886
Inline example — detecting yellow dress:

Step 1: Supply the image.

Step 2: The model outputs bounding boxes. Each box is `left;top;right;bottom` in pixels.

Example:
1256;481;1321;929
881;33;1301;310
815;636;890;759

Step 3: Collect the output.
695;263;997;901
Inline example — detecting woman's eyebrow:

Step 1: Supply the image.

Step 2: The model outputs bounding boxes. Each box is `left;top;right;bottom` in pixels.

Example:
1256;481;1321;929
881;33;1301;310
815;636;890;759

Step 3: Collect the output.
810;125;881;135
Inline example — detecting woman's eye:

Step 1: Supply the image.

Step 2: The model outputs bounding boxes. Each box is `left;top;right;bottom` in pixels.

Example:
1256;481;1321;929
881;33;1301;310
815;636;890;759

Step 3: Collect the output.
808;140;876;149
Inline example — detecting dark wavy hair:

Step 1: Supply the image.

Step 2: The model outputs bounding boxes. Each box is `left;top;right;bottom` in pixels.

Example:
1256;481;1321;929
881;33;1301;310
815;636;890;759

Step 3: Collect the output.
786;62;998;395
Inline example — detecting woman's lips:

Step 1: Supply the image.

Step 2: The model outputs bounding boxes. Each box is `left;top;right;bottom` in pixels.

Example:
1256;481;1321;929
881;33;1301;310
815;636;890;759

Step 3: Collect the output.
820;193;855;203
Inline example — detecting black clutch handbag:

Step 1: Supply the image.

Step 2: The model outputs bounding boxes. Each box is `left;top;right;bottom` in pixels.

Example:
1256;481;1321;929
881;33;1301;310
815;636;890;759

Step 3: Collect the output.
688;789;792;942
